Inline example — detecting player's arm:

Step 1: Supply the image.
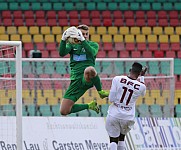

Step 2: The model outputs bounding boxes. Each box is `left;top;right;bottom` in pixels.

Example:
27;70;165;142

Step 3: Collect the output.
109;77;118;103
58;41;72;57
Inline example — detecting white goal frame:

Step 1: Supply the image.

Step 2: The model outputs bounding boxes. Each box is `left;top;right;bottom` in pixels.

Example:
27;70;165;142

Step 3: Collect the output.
0;41;22;150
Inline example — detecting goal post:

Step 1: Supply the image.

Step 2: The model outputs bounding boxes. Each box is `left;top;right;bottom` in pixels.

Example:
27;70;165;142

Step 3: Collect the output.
0;41;22;150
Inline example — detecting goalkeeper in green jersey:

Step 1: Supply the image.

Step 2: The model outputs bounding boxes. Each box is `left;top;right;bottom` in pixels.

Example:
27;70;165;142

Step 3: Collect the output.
58;24;109;116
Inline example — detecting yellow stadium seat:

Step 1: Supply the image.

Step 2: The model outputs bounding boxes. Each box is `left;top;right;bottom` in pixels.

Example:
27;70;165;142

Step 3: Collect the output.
170;35;180;43
130;27;140;35
0;26;5;34
175;27;181;35
52;26;62;35
159;35;168;43
62;26;69;32
18;26;28;35
89;27;96;35
164;27;174;35
0;34;9;41
102;34;112;42
90;34;101;42
142;27;151;35
114;35;123;42
136;35;146;43
22;35;32;43
97;27;107;35
29;26;39;35
125;35;134;43
119;27;129;35
56;35;62;43
153;27;163;35
33;34;43;43
7;26;17;34
41;26;50;35
147;35;157;43
108;27;118;35
45;35;55;43
10;34;20;41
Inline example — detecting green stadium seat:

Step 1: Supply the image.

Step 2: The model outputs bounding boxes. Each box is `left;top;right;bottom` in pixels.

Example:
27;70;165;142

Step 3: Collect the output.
152;3;162;10
95;62;101;74
163;104;171;117
64;3;74;11
160;61;170;75
141;3;151;10
3;104;15;116
89;110;101;117
101;62;112;75
7;0;16;2
53;3;63;10
147;0;155;2
44;62;55;74
32;3;41;11
52;104;60;116
130;3;140;10
163;3;173;10
20;3;30;10
39;104;53;116
119;3;129;10
150;104;162;117
125;62;133;74
174;3;181;10
82;0;91;2
39;0;49;2
114;62;124;75
0;3;8;10
9;3;19;10
42;3;52;10
108;3;117;10
101;104;109;117
55;62;67;74
174;59;181;75
138;104;150;117
28;0;38;2
124;0;134;2
157;0;166;2
148;62;160;75
17;0;27;2
23;105;28;116
135;0;145;2
97;2;107;10
27;104;36;116
86;3;96;10
71;0;81;2
175;104;181;117
75;3;85;10
77;109;89;117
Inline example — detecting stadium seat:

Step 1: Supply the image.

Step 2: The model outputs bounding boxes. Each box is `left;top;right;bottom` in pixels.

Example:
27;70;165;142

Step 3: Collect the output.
119;27;129;35
150;104;162;117
159;35;169;43
119;51;129;58
29;26;39;35
141;2;151;10
47;11;56;19
58;19;68;26
90;10;101;19
113;11;123;19
171;43;180;51
23;43;34;51
114;19;124;26
158;19;168;27
13;11;23;19
50;50;60;58
80;18;91;25
125;43;135;51
22;35;32;43
18;26;28;34
3;19;12;26
165;51;176;58
103;18;112;26
0;26;5;34
131;51;141;58
147;35;157;43
124;11;134;19
115;42;124;51
24;11;34;19
57;11;67;19
33;35;43;43
125;35;134;43
46;43;57;51
2;10;11;19
36;43;45;51
102;10;111;19
175;27;181;35
169;11;178;19
41;26;50;35
148;43;158;51
114;35;124;43
135;11;145;19
107;51;117;58
89;27;96;35
108;27;118;35
41;51;49;58
75;3;85;11
7;26;17;35
177;51;181;58
136;19;145;27
153;27;163;35
47;19;57;26
80;10;89;18
119;2;129;10
170;35;180;43
96;51;106;58
170;19;179;27
147;19;157;27
25;19;35;26
36;18;47;26
142;51;152;58
108;2;117;11
10;34;20;41
142;27;151;35
90;34;100;43
164;27;174;35
97;27;107;35
103;43;113;51
154;51;164;58
92;18;102;26
138;104;150;117
160;43;170;51
137;43;146;51
157;11;167;19
102;35;112;42
136;35;146;43
125;19;135;27
130;27;140;35
69;11;79;19
45;35;55;43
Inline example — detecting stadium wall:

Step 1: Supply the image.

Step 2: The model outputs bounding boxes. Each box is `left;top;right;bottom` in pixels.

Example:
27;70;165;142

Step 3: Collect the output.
0;117;181;150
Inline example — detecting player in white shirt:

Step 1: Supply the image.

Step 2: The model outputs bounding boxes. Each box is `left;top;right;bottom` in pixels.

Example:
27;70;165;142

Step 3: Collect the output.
105;62;147;150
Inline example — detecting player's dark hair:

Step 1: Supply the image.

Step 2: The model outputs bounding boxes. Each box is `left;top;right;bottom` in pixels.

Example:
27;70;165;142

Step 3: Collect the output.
77;24;89;30
131;62;142;74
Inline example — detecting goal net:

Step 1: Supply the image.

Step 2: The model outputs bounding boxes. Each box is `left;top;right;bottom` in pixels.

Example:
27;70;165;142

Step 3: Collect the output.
0;41;22;149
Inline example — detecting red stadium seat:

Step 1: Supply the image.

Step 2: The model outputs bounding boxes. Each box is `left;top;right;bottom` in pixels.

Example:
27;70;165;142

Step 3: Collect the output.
69;19;79;26
135;11;145;19
13;11;23;19
41;51;49;58
3;18;12;26
170;19;180;27
148;43;158;51
137;43;147;51
80;10;89;19
124;11;134;19
36;18;46;26
2;11;11;19
14;18;24;26
80;19;91;26
102;10;111;19
114;19;124;26
177;51;181;58
147;19;157;27
50;50;60;58
23;43;34;51
35;11;45;19
46;43;57;51
160;43;170;51
57;11;67;19
142;51;152;58
119;51;129;58
113;11;123;19
47;19;57;26
107;51;117;58
146;11;156;19
92;18;102;26
25;19;35;26
170;43;180;51
165;51;176;58
103;19;112;26
125;43;135;51
91;11;101;19
36;43;45;51
22;51;26;58
157;11;167;19
158;19;168;27
115;43;124;51
69;11;79;19
47;11;56;19
98;42;103;51
154;51;164;58
97;51;106;58
24;11;34;19
125;19;135;27
103;43;113;51
131;51;141;58
136;19;145;27
58;19;68;26
169;11;178;19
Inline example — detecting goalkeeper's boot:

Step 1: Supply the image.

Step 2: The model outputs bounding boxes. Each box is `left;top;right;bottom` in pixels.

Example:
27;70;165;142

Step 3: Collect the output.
98;90;109;99
88;100;100;114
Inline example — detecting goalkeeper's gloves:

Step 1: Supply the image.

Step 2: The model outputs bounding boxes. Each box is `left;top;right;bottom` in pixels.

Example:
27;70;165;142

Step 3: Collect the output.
61;26;78;41
98;90;109;99
77;29;85;41
61;29;70;41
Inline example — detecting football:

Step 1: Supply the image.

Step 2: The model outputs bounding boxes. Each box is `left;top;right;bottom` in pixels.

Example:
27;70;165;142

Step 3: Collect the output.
66;37;80;44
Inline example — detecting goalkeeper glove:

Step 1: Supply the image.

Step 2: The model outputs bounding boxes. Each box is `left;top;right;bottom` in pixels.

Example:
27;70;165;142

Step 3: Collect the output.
77;29;85;41
98;90;109;99
61;26;78;41
61;29;70;41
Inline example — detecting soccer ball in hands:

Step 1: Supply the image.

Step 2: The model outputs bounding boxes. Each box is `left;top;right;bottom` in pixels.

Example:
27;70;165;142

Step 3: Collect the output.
66;37;80;44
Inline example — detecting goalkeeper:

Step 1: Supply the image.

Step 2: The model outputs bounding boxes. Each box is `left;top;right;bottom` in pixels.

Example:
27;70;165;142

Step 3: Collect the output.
58;24;109;115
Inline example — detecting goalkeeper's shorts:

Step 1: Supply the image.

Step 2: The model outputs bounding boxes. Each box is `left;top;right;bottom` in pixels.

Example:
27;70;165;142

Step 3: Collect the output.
63;77;93;102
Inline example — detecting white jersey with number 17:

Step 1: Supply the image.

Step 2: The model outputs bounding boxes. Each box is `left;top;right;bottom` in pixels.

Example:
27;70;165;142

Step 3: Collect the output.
108;75;146;121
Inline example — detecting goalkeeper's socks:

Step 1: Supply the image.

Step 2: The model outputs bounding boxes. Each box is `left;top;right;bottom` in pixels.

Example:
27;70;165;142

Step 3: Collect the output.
91;75;102;91
109;142;117;150
70;104;88;113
